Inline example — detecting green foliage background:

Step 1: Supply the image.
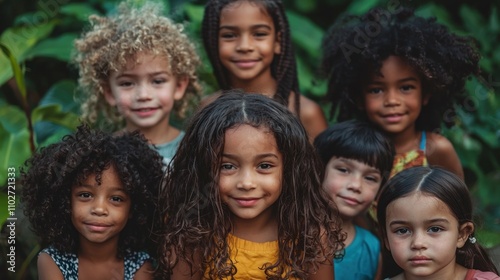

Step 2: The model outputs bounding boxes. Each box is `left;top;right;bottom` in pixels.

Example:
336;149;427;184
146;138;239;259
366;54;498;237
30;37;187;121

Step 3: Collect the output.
0;0;499;278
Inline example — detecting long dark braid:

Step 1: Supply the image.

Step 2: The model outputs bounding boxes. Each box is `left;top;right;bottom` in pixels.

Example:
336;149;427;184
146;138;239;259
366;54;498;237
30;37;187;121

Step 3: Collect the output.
202;0;301;115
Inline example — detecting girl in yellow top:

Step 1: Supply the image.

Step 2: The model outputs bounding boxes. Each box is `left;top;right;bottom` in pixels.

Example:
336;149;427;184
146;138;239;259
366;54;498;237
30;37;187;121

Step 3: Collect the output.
157;91;345;279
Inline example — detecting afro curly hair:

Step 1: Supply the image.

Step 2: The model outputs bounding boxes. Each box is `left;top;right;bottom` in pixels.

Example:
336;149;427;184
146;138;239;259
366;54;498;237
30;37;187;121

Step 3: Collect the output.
321;7;480;131
20;125;164;258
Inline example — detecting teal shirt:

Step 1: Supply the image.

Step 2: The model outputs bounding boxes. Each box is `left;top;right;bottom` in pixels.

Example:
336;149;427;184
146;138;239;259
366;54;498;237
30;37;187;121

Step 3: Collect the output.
334;225;381;280
153;131;184;166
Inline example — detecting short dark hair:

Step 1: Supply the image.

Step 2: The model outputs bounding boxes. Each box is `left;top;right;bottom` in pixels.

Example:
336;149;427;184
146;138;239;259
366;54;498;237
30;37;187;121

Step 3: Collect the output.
314;120;395;186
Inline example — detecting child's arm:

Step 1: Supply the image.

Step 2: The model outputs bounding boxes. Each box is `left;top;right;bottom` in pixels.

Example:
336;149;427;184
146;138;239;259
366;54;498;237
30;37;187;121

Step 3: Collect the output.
37;252;64;280
427;133;464;180
308;262;334;279
134;260;153;280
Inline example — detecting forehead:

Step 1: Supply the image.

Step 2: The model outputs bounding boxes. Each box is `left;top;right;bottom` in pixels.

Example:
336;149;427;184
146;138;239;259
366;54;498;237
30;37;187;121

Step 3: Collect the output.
223;124;278;151
386;192;454;221
220;1;273;26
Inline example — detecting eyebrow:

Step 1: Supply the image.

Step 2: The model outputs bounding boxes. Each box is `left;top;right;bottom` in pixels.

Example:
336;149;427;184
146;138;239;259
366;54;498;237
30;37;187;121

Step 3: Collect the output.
73;184;126;192
368;77;419;84
219;24;272;31
222;153;279;160
389;218;450;226
115;71;170;79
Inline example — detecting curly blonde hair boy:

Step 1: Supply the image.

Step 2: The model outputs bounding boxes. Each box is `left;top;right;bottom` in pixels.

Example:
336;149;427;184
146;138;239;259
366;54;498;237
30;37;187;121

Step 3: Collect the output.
73;1;201;128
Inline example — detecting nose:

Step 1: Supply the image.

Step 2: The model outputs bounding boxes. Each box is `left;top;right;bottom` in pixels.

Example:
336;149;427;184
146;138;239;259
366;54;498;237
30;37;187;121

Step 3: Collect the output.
410;231;427;250
347;175;362;193
135;84;151;101
91;197;108;216
236;34;254;52
383;88;400;106
236;170;256;191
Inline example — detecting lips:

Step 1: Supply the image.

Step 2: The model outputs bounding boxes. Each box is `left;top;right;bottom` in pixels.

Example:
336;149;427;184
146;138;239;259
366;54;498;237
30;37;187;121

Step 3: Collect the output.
84;222;111;232
409;256;431;265
233;197;260;207
338;195;361;206
132;107;159;117
232;59;259;69
382;113;404;123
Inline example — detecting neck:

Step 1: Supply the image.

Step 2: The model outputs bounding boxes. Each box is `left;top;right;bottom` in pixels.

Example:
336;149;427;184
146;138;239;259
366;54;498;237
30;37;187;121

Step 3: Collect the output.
78;237;119;262
387;128;421;155
125;120;179;145
230;73;277;98
231;213;278;243
341;219;356;247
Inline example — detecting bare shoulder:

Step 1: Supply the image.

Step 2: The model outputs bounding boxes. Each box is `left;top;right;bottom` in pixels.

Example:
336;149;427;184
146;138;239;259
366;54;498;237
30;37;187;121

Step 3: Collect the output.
198;92;222;110
296;94;328;140
426;132;464;179
134;260;154;280
38;252;64;280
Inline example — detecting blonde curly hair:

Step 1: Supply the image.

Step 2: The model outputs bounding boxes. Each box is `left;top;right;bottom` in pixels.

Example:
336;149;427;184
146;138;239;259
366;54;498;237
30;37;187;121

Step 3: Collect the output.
73;1;201;128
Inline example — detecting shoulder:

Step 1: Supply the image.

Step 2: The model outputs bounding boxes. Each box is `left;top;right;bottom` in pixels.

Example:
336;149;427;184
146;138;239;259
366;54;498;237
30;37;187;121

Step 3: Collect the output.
292;93;328;140
125;251;153;279
469;269;500;280
425;132;464;179
38;250;65;280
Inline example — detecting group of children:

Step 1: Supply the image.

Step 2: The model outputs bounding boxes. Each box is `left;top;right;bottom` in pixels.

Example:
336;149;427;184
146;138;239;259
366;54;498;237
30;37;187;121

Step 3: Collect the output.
18;0;499;279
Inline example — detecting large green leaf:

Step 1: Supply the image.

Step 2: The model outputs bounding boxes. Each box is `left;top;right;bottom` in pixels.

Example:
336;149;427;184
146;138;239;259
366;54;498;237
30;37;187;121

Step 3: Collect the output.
24;33;78;62
0;22;55;85
31;104;80;131
0;105;31;186
60;3;101;21
287;11;324;60
0;44;27;102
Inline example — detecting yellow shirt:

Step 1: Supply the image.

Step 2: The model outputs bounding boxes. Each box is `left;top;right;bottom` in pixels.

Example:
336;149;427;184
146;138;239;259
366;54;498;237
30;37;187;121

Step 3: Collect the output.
204;234;295;279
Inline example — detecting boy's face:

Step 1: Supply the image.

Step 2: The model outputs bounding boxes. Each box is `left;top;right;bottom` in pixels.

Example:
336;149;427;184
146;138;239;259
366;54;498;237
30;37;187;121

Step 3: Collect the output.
322;157;382;220
104;52;188;132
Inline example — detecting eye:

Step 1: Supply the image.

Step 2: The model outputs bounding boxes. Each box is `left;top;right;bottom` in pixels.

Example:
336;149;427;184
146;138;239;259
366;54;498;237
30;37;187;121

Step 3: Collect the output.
367;87;383;94
111;196;124;202
78;192;92;199
365;175;380;183
220;32;236;39
394;228;410;235
118;81;133;87
335;167;349;174
401;85;415;92
221;163;235;170
258;163;272;169
428;226;443;233
254;31;269;38
153;78;166;85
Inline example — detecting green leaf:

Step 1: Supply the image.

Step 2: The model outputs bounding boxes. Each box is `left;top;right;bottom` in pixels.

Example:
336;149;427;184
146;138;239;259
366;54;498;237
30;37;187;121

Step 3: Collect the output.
31;104;80;131
0;193;8;229
60;3;101;21
416;4;459;33
489;8;499;32
0;22;55;85
345;0;379;15
0;44;27;102
287;11;324;59
24;33;78;61
39;80;79;113
184;4;205;27
0;105;31;186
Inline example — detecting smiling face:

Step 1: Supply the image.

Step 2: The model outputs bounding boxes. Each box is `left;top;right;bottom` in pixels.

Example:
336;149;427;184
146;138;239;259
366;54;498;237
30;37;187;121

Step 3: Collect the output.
218;0;281;88
219;124;283;228
363;56;428;135
104;52;188;133
385;192;472;279
71;166;131;247
322;157;382;220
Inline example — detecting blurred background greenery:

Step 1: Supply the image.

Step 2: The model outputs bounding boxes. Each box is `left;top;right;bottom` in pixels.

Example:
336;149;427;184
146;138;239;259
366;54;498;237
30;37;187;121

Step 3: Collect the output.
1;0;499;278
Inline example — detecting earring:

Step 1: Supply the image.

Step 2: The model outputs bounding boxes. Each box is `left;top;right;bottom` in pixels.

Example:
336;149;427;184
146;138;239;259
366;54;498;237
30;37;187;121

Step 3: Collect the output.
469;236;477;244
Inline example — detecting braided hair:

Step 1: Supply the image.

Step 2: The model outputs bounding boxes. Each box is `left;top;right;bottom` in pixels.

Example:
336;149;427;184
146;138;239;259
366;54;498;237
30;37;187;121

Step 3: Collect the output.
202;0;300;114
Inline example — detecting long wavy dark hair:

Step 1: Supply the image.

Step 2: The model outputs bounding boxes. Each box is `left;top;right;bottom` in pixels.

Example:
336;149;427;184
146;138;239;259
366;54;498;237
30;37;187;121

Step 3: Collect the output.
321;7;480;130
377;166;499;277
157;91;344;279
20;125;164;258
202;0;300;113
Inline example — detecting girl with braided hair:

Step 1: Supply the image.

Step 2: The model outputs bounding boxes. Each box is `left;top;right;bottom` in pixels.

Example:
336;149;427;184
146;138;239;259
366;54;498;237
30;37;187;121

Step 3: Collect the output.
201;0;327;141
321;7;481;179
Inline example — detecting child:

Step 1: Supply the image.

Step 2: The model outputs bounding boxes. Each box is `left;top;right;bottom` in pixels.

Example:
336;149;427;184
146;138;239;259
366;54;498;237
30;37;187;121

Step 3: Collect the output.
20;125;164;279
321;7;481;179
157;91;345;279
314;120;395;280
201;0;327;140
73;1;201;165
377;166;500;279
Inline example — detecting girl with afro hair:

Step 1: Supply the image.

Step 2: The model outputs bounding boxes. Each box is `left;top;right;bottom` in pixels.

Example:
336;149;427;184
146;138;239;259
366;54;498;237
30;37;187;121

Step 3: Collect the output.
200;0;328;141
21;125;164;279
321;7;480;179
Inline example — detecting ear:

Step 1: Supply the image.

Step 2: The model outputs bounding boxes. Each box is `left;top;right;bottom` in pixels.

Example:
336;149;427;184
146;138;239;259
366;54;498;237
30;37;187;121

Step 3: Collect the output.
173;75;189;101
457;222;474;248
274;32;281;55
384;236;391;251
102;83;117;106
